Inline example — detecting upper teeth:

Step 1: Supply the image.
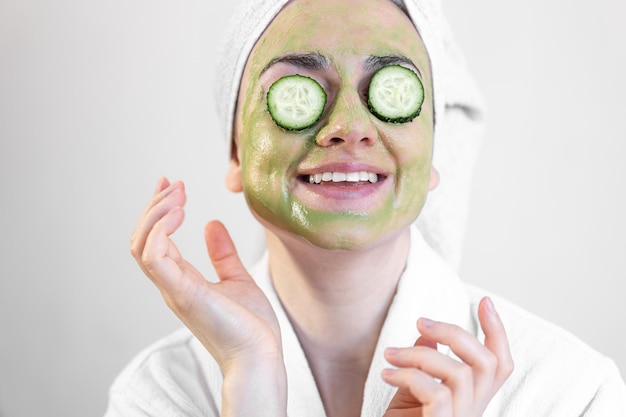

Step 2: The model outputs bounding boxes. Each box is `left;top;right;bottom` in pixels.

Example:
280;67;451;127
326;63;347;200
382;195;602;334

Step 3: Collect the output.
308;171;379;184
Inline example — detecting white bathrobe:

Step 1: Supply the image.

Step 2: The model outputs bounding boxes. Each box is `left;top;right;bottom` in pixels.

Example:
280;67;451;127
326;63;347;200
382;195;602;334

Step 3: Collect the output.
104;228;626;416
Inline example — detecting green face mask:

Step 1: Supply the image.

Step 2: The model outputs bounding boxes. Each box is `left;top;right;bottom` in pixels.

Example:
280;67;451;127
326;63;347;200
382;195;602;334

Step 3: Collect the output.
233;0;436;250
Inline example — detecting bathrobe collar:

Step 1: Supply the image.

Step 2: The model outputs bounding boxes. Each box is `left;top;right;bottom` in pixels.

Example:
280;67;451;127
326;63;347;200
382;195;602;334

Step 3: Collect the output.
252;225;475;417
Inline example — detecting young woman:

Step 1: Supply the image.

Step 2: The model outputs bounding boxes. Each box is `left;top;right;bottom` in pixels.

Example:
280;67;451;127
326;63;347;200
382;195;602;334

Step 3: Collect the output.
106;0;626;416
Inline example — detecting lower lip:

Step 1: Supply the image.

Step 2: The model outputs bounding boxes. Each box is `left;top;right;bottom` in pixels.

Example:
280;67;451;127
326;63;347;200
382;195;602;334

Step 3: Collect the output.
293;177;389;211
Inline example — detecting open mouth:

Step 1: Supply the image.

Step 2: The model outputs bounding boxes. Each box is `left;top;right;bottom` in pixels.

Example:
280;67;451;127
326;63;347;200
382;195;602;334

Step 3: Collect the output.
294;168;390;206
301;171;382;185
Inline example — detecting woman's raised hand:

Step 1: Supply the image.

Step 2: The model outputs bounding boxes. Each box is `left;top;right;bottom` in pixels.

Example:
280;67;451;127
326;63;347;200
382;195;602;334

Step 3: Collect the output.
129;177;287;416
383;297;514;417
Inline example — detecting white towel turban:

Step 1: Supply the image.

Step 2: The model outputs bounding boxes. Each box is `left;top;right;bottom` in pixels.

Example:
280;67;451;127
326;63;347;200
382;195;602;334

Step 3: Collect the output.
214;0;486;271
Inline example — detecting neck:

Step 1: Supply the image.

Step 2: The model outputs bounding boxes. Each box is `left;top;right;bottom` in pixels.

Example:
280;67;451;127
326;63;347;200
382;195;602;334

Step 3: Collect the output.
265;228;411;416
266;228;411;337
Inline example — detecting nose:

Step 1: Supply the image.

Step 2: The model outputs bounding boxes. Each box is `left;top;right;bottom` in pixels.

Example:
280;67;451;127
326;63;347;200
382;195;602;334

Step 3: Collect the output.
315;88;378;148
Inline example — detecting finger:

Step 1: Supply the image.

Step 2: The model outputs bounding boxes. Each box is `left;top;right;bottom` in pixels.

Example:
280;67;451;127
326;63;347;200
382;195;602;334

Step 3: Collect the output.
137;177;177;225
205;220;251;283
143;207;209;318
478;297;514;386
416;318;498;400
141;206;186;288
383;367;453;417
384;337;446;382
385;346;473;414
415;335;437;350
136;180;185;235
130;181;186;261
384;338;437;415
155;176;170;193
417;318;495;374
386;386;423;414
130;178;179;256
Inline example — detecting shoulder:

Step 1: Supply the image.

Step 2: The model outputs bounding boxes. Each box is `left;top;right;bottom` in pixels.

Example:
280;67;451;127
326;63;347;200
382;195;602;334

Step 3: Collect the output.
464;284;602;364
109;328;200;392
464;285;626;416
104;328;221;417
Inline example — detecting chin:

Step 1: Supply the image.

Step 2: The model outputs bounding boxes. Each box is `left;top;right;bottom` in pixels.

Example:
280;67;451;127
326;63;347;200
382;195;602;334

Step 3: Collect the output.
249;198;420;253
266;216;412;253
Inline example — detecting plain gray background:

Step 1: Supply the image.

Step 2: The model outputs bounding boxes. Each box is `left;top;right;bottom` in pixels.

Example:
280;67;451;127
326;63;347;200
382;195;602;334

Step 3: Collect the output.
1;0;624;416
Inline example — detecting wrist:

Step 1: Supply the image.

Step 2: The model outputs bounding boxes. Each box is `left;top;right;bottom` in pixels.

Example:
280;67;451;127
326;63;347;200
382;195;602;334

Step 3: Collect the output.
221;355;287;417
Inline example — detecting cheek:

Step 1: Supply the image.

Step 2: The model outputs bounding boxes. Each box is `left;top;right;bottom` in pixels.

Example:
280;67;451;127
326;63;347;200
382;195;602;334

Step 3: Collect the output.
239;93;278;179
241;126;284;197
238;109;308;208
390;124;434;207
386;117;433;164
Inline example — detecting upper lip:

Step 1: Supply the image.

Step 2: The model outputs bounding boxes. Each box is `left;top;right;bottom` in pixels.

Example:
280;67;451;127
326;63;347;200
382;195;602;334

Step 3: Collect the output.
298;162;387;177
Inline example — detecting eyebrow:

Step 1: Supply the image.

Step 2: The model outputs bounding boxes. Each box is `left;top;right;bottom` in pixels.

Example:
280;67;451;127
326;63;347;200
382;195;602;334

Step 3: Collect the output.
261;52;330;75
260;53;422;78
365;55;422;78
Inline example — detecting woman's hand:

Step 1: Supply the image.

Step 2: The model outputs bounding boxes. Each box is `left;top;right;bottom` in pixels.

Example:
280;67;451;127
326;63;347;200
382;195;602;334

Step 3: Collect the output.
382;297;514;417
129;177;286;416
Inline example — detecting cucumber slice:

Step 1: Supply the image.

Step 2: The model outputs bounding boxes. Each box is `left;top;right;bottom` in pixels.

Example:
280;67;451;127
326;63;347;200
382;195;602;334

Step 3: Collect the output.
267;74;327;131
368;65;424;124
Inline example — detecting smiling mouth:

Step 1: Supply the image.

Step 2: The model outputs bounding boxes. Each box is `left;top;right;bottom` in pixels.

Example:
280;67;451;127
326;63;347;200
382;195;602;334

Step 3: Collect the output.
303;171;380;184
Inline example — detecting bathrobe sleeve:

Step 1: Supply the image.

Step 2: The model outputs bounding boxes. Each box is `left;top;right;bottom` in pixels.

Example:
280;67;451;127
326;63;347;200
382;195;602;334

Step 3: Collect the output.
464;285;626;417
580;358;626;415
104;328;221;417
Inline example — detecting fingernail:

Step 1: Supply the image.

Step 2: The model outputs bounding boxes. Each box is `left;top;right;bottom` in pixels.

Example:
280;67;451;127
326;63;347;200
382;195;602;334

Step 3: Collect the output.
381;368;395;380
156;177;168;192
418;318;434;328
385;347;398;356
485;297;495;314
168;181;183;193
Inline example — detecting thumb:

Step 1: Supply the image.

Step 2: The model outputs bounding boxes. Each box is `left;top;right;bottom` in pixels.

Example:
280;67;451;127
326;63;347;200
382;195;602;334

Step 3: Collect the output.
205;220;250;283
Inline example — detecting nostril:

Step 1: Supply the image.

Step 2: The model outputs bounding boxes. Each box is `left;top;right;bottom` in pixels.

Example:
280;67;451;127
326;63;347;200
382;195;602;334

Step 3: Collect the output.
330;137;344;144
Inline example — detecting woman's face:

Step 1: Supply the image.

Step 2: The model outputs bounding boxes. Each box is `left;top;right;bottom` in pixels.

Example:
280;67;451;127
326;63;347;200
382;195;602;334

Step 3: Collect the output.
228;0;438;250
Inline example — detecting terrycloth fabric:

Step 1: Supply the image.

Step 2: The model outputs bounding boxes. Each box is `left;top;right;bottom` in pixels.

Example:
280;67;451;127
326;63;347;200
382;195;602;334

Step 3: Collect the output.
214;0;486;270
104;226;626;416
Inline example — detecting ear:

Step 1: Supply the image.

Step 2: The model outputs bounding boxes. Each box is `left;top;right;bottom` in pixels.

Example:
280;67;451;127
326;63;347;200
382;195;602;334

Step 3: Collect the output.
225;157;243;193
428;165;440;191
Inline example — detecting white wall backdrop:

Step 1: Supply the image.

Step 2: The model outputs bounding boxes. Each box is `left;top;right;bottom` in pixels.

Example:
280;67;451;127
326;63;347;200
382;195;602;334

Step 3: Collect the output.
0;0;624;416
445;0;626;384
